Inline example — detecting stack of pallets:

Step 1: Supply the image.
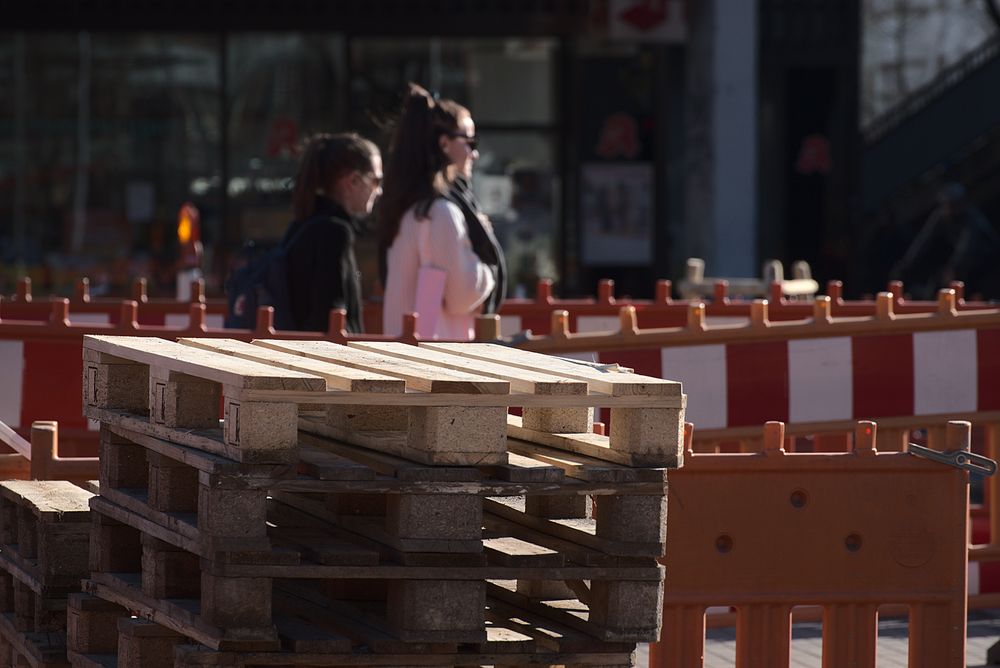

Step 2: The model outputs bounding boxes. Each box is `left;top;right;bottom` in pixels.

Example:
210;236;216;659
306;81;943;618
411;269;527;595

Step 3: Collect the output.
74;335;685;667
0;480;94;667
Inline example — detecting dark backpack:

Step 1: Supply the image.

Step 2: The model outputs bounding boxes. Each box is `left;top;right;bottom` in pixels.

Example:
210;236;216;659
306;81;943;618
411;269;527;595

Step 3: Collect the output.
223;219;317;330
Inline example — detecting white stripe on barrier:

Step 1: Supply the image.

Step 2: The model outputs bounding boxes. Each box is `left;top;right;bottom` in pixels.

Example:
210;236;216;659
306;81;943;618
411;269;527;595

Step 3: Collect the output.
913;329;978;415
0;341;24;426
663;344;727;429
705;316;750;328
499;315;523;337
969;560;981;596
206;314;225;329
576;316;621;334
788;337;853;423
69;313;110;325
165;313;188;328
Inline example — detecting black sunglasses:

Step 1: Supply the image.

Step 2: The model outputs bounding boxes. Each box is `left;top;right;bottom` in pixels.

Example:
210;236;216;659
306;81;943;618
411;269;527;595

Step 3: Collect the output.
360;172;383;187
446;132;479;151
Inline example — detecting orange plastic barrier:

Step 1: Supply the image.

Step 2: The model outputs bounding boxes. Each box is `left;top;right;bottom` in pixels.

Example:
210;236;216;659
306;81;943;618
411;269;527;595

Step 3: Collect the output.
1;277;228;327
0;420;93;482
8;274;992;338
650;421;972;668
501;291;1000;603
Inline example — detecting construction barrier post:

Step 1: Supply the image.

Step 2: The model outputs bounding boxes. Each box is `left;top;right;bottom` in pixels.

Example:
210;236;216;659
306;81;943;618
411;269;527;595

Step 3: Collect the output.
650;420;971;668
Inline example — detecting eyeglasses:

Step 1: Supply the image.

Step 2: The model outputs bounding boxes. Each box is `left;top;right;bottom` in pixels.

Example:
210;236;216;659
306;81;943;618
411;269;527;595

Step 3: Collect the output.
360;172;383;188
446;132;479;151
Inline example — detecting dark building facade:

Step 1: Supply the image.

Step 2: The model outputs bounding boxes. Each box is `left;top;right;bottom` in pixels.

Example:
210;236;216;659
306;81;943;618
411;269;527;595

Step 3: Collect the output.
2;1;872;303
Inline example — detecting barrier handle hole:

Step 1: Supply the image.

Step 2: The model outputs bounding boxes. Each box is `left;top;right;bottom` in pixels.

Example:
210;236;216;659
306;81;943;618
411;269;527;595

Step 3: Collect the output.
845;533;863;552
715;535;733;554
790;489;809;509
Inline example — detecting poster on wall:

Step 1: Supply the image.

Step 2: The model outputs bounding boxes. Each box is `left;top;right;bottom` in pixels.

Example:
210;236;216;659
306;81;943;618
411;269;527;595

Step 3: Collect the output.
580;161;654;266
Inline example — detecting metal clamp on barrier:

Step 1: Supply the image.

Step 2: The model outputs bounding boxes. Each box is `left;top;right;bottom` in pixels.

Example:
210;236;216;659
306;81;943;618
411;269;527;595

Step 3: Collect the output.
909;443;998;476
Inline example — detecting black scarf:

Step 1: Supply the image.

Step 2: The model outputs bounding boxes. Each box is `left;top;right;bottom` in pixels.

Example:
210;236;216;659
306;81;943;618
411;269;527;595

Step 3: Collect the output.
447;176;507;313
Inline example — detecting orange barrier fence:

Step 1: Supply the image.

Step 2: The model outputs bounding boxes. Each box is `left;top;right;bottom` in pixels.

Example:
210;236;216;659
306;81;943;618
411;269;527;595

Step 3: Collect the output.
7;274;993;337
650;420;973;668
501;290;1000;602
0;420;96;482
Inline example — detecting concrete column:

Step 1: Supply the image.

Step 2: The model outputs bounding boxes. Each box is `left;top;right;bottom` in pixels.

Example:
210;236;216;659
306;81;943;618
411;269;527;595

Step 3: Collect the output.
685;0;758;276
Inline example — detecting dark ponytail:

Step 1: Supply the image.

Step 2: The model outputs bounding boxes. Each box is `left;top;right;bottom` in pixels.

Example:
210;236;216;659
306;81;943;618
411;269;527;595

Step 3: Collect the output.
377;83;469;248
292;132;379;221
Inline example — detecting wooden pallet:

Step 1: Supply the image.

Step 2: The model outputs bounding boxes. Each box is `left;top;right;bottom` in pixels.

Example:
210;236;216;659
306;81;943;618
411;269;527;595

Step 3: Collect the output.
80;337;679;664
0;481;94;667
86;422;666;647
67;591;636;667
82;336;685;467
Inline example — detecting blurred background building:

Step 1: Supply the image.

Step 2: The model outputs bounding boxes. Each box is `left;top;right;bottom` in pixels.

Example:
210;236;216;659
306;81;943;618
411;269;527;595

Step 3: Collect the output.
1;0;999;301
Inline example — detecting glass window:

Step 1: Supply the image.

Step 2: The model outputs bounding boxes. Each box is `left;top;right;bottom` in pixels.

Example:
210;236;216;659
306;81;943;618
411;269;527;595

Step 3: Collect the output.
224;34;347;252
0;32;221;296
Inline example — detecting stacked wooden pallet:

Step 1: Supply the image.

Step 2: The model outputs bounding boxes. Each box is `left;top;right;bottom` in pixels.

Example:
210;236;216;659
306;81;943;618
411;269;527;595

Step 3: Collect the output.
75;335;685;667
0;480;94;667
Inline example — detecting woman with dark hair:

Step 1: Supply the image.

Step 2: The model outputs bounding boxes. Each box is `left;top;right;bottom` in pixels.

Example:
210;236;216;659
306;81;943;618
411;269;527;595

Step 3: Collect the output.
285;132;382;333
378;84;495;339
445;115;507;315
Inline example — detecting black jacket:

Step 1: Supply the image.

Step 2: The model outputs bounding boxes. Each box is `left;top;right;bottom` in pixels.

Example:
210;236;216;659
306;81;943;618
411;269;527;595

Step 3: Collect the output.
447;176;507;313
284;196;364;333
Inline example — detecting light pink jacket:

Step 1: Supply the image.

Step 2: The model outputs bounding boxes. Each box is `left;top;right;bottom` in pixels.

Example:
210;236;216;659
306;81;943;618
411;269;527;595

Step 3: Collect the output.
382;199;495;339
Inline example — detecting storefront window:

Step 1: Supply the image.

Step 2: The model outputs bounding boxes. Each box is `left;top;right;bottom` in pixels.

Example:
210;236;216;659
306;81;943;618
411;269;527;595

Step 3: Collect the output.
223;34;347;246
349;37;560;297
0;32;221;296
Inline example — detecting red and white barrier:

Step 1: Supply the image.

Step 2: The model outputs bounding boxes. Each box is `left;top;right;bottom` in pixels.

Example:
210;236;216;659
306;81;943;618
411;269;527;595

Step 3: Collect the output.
567;328;1000;430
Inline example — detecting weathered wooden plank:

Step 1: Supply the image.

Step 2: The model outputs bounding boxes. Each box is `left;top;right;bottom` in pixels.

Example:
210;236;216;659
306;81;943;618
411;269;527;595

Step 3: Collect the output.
252;340;510;395
483;537;564;568
179;338;404;393
508;414;678;469
84;336;326;393
0;481;93;519
485;499;664;558
348;342;587;396
420;342;681;397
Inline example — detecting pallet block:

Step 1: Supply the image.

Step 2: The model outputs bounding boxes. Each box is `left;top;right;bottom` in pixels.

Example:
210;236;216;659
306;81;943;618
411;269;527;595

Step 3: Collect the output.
0;482;93;590
83;336;328;463
117;617;186;668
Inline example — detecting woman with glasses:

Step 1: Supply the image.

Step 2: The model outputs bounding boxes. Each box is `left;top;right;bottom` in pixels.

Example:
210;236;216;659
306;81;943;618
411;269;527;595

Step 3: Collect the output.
444;108;507;317
285;132;382;333
378;84;495;339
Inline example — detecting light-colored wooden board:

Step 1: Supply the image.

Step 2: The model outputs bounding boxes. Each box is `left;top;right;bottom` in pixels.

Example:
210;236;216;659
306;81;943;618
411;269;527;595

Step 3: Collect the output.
507;414;672;468
298;417;506;466
236;389;671;407
348;341;587;396
179;338;404;393
252;339;510;395
84;335;326;392
0;480;93;517
420;342;682;397
0;421;30;459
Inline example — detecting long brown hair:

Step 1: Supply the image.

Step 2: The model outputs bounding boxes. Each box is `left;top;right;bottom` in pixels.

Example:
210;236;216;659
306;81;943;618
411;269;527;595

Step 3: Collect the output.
377;84;469;247
291;132;379;221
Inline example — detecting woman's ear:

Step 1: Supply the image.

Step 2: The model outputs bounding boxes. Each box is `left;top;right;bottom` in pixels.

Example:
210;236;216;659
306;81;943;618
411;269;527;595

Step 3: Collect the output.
439;136;449;152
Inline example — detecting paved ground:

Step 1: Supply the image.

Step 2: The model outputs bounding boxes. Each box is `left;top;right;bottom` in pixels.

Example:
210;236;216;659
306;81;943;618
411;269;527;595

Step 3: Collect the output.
633;610;1000;667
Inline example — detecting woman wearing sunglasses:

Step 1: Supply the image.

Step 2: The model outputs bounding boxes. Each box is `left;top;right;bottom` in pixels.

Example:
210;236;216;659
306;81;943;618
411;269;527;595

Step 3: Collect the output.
378;84;495;339
444;111;507;317
284;132;382;333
